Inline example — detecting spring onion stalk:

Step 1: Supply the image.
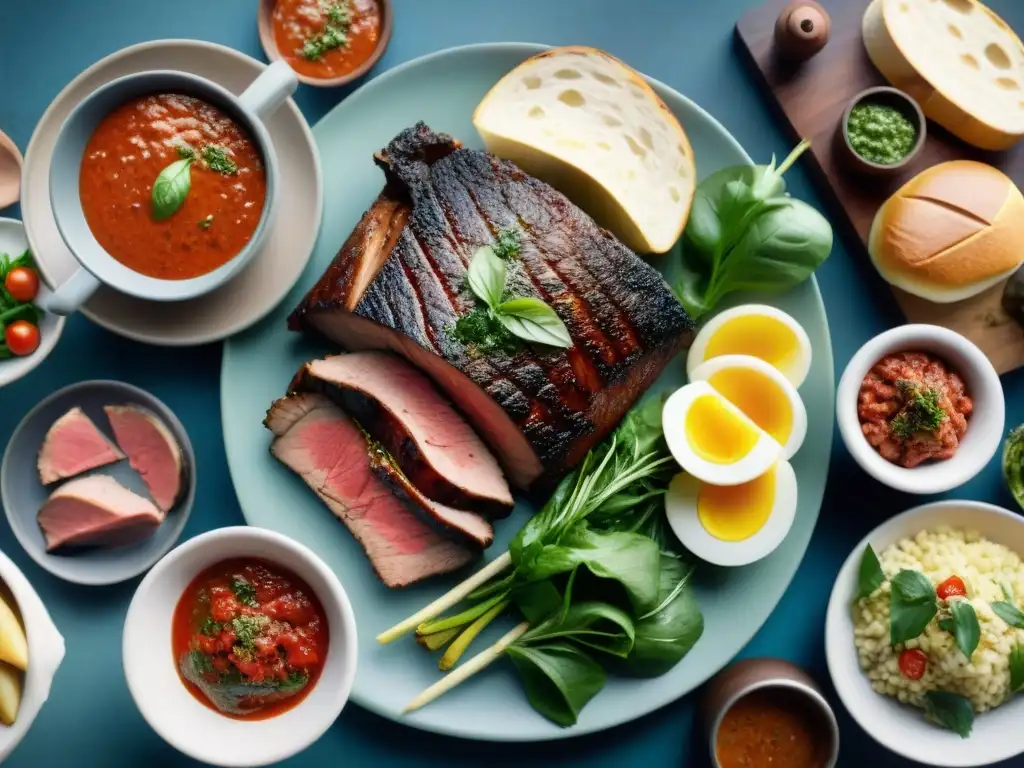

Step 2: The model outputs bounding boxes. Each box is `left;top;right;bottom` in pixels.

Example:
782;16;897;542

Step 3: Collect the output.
417;591;510;636
403;621;530;714
438;599;510;671
415;627;460;652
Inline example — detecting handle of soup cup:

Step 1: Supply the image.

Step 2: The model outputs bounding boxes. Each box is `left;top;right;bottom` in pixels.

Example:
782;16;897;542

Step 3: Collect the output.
239;60;298;120
41;267;101;316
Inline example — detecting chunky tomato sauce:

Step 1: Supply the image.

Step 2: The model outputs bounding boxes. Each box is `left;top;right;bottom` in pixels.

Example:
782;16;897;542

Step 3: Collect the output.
79;94;266;280
171;558;328;720
858;351;972;468
716;689;824;768
272;0;381;80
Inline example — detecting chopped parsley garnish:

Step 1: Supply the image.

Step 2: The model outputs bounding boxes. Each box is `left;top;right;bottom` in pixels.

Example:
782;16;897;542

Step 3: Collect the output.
176;144;197;160
302;1;352;61
199;616;222;636
448;308;521;356
189;649;215;675
891;380;947;438
492;227;522;261
231;615;269;651
201;145;238;175
231;577;260;608
199;215;214;230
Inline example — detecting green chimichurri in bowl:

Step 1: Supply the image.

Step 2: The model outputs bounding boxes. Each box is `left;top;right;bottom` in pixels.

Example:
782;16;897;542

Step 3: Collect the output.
839;86;926;174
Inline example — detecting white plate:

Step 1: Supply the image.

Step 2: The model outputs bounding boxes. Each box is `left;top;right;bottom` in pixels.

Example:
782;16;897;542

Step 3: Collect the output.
20;39;322;346
825;500;1024;766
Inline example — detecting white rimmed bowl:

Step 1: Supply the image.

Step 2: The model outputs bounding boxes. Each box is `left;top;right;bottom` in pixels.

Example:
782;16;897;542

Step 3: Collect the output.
0;549;65;763
836;325;1004;494
123;526;357;767
825;500;1024;766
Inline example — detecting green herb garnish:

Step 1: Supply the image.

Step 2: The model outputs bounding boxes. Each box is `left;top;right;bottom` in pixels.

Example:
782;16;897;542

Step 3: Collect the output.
199;616;222;636
891;380;946;438
948;600;980;660
992;600;1024;628
199;215;214;230
231;577;259;608
302;1;352;60
449;308;521;356
493;228;522;261
1011;644;1024;694
201;145;238;175
855;543;885;601
889;569;938;646
923;691;974;738
231;615;269;651
176;144;197;160
151;157;193;220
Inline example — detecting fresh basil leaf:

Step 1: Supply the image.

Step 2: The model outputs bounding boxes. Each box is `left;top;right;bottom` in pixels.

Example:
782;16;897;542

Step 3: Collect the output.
1011;644;1024;694
0;343;11;360
992;600;1024;629
466;245;506;310
1002;582;1015;602
10;250;34;270
506;642;605;727
949;600;980;659
856;544;885;601
923;691;974;738
522;600;636;658
152;157;193;221
889;570;938;646
495;297;572;348
0;252;10;279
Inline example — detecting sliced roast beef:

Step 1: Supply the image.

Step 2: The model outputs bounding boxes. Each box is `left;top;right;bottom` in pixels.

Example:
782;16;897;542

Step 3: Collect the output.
265;394;481;587
289;123;695;489
38;475;164;551
37;407;124;485
290;352;513;518
105;405;186;512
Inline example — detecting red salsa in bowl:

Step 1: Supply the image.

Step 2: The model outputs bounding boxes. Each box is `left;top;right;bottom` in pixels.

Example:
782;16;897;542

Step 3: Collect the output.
271;0;383;82
171;558;328;720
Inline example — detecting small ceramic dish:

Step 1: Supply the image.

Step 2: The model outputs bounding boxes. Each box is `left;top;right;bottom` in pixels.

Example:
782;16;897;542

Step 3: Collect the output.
0;549;65;763
123;526;358;767
700;657;839;767
0;218;65;389
257;0;393;87
826;500;1024;766
836;86;926;177
836;324;1003;494
0;380;195;585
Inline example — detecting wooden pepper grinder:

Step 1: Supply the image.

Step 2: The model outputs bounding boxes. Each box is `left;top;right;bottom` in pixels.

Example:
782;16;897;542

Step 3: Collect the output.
774;1;831;62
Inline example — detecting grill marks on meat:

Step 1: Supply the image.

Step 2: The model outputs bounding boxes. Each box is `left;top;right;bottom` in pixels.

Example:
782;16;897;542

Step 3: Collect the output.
290;123;695;487
265;394;479;587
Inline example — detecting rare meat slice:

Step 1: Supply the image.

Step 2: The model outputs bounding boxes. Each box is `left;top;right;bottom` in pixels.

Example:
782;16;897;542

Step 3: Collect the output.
38;475;165;551
289;123;695;489
265;394;480;587
290;352;513;518
105;405;186;512
37;407;124;485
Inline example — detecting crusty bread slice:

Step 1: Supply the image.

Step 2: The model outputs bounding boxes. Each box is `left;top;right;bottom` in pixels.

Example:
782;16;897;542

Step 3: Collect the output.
863;0;1024;150
473;46;696;254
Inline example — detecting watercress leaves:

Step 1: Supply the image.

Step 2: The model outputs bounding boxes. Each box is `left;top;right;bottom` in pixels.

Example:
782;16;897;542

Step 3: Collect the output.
1011;644;1024;694
889;570;938;646
467;245;506;310
992;600;1024;629
923;691;974;739
522;601;636;658
506;642;605;727
495;298;573;348
948;600;980;660
856;544;885;601
152;157;193;220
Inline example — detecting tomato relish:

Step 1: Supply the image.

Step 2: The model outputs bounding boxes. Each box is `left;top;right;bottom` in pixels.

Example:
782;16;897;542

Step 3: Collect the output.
172;558;328;719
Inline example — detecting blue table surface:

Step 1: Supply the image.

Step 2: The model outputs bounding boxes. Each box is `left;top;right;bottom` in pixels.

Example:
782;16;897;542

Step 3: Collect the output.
2;0;1023;765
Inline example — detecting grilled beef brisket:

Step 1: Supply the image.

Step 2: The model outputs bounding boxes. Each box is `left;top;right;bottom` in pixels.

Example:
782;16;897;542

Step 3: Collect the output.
289;123;694;488
290;353;513;518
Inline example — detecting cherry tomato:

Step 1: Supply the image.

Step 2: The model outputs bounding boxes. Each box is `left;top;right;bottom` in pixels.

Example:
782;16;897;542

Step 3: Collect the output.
937;575;967;600
4;267;39;303
4;320;39;356
899;648;928;680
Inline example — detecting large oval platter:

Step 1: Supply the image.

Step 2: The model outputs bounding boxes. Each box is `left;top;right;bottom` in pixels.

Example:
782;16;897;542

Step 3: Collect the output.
221;42;834;741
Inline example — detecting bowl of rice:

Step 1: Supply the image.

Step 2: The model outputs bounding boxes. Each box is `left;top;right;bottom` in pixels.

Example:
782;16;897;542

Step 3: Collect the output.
825;500;1024;767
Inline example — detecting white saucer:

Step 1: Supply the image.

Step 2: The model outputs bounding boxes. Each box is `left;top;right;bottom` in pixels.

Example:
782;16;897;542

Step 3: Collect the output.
21;39;323;346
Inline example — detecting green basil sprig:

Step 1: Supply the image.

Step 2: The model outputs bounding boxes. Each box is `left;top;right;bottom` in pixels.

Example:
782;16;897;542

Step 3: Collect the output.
855;544;884;601
992;600;1024;629
1011;644;1024;694
152;157;193;221
924;691;974;739
889;570;938;646
947;600;980;660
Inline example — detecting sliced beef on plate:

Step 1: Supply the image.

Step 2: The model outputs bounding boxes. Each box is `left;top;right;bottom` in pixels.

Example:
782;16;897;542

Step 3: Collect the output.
290;352;513;518
37;406;124;485
264;393;482;588
37;474;165;551
105;405;186;512
288;122;695;490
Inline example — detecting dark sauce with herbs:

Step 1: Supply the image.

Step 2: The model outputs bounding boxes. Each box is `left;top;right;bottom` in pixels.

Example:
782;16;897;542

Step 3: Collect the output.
171;558;328;720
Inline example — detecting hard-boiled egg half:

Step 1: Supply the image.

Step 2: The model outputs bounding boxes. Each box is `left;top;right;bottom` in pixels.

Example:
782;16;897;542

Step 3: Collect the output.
686;304;812;388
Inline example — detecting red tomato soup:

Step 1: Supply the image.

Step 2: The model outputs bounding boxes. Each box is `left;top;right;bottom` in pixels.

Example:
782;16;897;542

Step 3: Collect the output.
171;558;328;720
79;94;266;281
272;0;381;80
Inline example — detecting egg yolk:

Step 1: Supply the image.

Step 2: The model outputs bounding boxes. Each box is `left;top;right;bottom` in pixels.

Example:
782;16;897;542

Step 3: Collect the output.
707;368;793;446
697;466;776;541
702;315;799;374
684;394;760;464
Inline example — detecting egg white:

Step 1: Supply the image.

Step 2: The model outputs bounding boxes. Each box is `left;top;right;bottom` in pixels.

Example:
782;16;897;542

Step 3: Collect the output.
688;354;808;460
662;381;783;486
686;304;813;388
664;460;799;567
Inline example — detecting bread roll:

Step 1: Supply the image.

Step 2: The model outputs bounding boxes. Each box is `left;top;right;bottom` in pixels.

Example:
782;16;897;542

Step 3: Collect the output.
868;160;1024;303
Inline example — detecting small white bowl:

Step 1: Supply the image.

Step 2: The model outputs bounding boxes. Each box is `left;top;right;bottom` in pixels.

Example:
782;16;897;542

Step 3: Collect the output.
836;325;1004;494
123;527;357;767
825;500;1024;766
0;549;65;763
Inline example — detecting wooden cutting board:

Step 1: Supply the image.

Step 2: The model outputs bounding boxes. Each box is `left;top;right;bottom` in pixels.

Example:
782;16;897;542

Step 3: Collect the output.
735;0;1024;374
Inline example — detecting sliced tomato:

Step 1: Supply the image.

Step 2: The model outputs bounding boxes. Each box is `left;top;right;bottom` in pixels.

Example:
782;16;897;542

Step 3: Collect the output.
899;648;928;680
4;320;39;356
937;575;967;600
4;267;39;303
